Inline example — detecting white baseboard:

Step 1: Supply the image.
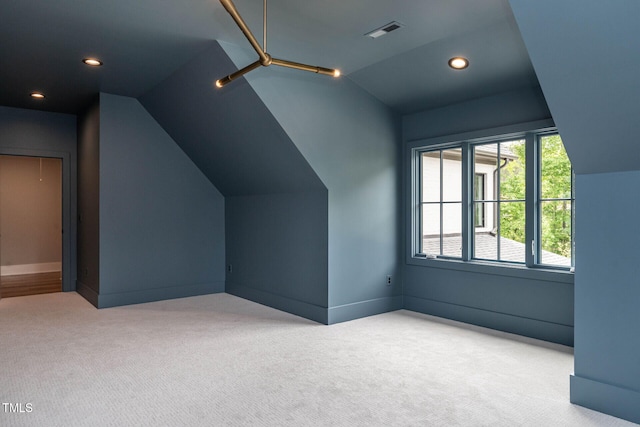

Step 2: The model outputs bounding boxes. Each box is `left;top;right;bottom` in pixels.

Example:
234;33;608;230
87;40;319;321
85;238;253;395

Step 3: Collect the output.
1;262;62;276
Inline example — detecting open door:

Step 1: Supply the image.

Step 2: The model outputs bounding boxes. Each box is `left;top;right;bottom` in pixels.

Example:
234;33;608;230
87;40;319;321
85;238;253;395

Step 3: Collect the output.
0;155;62;298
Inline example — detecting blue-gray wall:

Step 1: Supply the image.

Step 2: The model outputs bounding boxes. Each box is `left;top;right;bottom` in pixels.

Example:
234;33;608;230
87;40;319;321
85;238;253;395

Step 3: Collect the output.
509;0;640;422
140;42;330;322
402;87;575;346
222;42;403;323
572;171;640;423
403;86;551;142
140;43;325;197
142;41;402;324
509;0;640;176
78;93;226;308
226;192;328;322
0;105;77;293
77;99;100;303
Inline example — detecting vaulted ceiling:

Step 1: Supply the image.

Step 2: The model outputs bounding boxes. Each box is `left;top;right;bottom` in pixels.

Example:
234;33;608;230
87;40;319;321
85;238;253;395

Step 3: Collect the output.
0;0;538;115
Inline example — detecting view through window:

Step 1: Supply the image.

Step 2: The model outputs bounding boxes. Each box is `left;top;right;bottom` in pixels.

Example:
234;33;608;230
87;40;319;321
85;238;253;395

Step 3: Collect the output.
473;140;526;263
420;149;462;258
417;132;574;268
539;134;573;266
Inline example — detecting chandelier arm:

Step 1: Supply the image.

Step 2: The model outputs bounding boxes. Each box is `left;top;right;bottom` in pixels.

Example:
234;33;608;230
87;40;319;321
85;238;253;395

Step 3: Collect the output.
215;0;340;88
219;0;270;65
272;58;340;77
216;60;263;87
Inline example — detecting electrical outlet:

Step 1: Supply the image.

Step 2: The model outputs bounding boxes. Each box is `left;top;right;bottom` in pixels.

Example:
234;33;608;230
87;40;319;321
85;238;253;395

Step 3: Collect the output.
386;275;392;286
227;264;233;273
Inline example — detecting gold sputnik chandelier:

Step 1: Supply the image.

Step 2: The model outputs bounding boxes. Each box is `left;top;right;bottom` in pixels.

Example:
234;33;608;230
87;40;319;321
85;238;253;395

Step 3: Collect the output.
215;0;340;88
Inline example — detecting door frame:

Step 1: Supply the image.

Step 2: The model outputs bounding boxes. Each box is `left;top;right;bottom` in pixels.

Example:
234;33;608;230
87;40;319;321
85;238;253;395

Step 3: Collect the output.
0;148;73;292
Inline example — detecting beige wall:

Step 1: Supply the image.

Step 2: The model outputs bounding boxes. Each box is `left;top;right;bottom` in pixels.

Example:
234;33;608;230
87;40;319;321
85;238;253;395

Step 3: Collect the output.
0;155;62;272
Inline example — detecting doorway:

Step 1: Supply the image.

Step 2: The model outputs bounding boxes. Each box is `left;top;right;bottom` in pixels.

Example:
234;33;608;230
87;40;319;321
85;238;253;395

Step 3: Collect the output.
0;155;63;298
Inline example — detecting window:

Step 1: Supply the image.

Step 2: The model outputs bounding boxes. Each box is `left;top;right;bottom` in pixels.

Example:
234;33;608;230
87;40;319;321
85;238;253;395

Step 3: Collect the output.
420;148;462;258
473;139;526;263
539;134;574;267
413;129;574;270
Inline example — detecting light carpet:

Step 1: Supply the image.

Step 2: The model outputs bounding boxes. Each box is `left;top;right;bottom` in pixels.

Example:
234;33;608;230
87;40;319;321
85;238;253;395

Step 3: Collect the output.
0;292;634;426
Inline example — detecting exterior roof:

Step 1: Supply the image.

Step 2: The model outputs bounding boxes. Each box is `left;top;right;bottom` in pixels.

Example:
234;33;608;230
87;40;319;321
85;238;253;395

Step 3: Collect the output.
474;142;520;160
423;233;571;266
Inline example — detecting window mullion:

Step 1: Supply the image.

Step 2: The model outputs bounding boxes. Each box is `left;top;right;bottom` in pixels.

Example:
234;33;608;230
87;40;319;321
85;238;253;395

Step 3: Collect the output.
417;154;424;253
496;143;501;261
461;142;471;261
415;148;423;256
525;133;536;267
571;169;575;268
439;151;444;256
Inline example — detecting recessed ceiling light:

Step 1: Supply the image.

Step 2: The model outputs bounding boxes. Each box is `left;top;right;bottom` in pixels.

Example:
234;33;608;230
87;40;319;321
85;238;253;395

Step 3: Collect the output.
30;92;45;99
83;58;103;66
448;57;469;70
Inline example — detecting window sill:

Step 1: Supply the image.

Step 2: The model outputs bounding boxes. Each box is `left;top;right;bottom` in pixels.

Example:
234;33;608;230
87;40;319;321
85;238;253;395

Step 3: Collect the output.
407;255;574;284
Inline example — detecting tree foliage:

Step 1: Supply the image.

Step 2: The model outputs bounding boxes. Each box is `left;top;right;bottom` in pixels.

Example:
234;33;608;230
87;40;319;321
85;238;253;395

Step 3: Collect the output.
499;136;572;259
499;141;526;246
539;135;572;258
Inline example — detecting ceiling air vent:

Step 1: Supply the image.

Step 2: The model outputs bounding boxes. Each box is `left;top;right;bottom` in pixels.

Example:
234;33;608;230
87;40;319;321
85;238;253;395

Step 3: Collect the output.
365;21;404;39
